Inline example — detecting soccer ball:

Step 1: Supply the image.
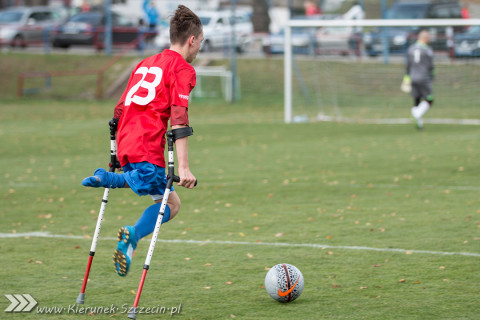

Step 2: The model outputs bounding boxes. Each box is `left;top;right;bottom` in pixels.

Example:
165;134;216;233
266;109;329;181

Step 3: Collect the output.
264;263;304;303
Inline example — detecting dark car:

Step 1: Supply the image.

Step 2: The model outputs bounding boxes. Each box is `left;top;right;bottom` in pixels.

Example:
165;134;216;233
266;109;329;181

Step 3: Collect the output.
454;25;480;57
52;10;150;49
363;0;463;56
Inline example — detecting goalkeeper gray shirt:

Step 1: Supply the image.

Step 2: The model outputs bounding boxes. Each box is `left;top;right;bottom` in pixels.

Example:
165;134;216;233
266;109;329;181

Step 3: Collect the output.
406;42;434;83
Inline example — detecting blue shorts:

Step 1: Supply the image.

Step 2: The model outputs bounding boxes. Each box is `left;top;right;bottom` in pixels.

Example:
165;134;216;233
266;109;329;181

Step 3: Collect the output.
122;162;173;201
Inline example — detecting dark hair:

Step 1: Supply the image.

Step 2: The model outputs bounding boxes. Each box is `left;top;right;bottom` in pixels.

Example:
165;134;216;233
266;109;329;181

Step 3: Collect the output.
170;5;202;45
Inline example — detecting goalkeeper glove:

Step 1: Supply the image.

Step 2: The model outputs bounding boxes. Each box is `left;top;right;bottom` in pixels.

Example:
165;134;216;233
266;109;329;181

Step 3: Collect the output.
401;75;411;93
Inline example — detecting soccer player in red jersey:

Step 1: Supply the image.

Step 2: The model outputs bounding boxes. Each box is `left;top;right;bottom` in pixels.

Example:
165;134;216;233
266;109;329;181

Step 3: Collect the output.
82;5;203;276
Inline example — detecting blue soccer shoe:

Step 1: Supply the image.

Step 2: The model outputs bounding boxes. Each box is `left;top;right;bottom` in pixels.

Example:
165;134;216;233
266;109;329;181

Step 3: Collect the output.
113;226;137;276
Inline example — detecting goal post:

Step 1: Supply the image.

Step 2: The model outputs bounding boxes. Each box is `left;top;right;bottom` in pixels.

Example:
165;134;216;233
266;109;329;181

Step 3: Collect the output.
284;18;480;124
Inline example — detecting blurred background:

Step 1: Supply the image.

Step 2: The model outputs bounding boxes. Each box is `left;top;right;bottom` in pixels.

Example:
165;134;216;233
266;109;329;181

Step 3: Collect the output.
2;0;480;113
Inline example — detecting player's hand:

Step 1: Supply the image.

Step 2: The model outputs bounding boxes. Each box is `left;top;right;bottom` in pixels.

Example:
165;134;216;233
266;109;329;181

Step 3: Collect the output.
177;167;196;189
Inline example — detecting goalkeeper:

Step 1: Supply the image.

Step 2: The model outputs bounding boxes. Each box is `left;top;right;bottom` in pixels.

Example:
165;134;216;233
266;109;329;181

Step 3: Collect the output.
81;5;202;276
403;29;435;130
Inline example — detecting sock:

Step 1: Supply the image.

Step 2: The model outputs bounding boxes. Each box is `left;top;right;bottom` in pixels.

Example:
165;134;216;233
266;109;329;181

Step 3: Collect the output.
411;106;418;118
416;100;430;118
134;203;171;242
82;168;126;188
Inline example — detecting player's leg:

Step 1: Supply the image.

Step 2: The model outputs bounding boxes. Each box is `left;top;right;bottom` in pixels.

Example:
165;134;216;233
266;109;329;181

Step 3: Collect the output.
414;82;433;129
113;193;180;276
416;92;434;119
113;162;177;276
132;191;180;242
410;84;422;128
82;168;128;188
410;83;430;130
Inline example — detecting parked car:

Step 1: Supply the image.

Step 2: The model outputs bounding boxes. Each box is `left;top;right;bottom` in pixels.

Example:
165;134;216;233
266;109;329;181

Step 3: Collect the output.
315;26;360;55
262;27;316;55
454;25;480;57
198;10;253;53
0;6;67;47
363;0;463;56
52;10;151;49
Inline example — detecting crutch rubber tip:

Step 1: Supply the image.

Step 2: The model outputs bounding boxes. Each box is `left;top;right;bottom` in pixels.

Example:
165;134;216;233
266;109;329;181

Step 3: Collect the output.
76;293;85;304
128;307;137;319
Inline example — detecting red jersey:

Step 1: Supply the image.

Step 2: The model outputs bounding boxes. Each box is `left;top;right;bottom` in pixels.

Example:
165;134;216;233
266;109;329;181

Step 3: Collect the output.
114;50;196;168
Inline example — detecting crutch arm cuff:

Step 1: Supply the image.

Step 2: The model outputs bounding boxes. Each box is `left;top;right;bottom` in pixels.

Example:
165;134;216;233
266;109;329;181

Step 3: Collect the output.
171;126;193;142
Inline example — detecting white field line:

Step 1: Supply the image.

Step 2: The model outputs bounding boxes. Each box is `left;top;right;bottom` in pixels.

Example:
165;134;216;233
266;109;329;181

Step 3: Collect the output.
343;183;480;191
1;232;479;258
317;115;480;126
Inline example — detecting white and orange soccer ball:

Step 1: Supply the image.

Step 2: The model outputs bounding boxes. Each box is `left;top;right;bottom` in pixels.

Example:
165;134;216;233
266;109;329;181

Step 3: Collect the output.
264;263;304;303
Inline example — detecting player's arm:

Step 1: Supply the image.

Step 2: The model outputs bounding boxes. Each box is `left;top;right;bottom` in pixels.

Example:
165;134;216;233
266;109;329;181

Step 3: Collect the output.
405;50;411;77
171;105;196;189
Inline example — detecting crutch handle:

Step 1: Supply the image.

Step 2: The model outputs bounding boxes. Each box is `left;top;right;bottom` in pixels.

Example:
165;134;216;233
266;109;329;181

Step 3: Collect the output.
170;175;197;187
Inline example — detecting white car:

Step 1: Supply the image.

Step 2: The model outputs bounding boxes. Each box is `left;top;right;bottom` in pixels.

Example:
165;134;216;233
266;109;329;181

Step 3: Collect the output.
315;26;360;55
262;27;316;55
198;10;253;53
155;10;253;53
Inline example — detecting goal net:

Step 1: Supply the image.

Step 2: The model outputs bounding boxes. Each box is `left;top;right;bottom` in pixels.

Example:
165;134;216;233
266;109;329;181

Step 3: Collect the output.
284;18;480;125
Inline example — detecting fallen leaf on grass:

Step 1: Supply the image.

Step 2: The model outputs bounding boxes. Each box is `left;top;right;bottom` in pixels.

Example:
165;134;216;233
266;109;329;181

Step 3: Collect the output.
398;279;406;283
225;282;233;285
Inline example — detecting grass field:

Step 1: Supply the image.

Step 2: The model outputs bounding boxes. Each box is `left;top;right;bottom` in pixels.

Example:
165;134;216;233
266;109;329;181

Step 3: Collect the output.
1;53;480;320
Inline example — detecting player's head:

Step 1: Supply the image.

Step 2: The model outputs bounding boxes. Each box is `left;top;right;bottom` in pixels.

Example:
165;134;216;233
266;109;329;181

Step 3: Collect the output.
417;29;430;44
170;5;203;63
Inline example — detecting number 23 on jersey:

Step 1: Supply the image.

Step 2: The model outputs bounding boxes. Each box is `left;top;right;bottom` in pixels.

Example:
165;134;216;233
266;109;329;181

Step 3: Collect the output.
125;67;163;106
